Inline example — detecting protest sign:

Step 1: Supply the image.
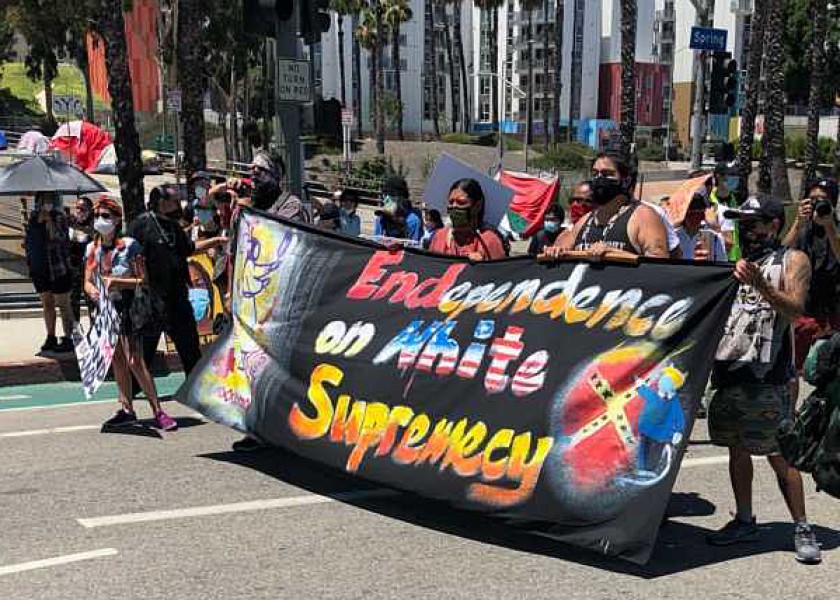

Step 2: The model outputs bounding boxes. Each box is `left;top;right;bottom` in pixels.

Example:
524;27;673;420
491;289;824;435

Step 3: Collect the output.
73;278;120;399
422;154;514;227
166;255;228;352
181;209;737;564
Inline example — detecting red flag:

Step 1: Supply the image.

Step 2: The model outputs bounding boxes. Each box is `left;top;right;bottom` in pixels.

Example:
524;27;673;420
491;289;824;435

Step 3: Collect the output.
498;171;559;237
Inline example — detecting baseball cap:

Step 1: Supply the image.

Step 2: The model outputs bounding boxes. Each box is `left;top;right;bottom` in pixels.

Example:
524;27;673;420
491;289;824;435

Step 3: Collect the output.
805;177;839;204
723;195;786;223
188;170;214;183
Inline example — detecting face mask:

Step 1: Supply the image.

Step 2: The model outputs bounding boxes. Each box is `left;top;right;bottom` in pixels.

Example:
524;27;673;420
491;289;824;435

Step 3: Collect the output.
544;220;560;233
194;186;207;201
590;176;626;206
252;171;281;210
188;287;211;321
739;223;777;261
94;217;116;236
181;200;189;211
569;202;593;224
382;196;396;213
196;208;214;226
449;206;472;229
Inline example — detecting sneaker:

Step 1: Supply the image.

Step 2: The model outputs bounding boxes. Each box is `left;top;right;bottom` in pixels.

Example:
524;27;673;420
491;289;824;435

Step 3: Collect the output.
232;436;265;452
794;523;822;564
707;516;759;546
154;410;178;431
40;335;58;353
103;409;138;428
54;337;74;354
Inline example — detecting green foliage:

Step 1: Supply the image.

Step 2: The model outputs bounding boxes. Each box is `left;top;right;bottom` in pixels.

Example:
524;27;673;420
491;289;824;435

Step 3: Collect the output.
782;135;836;163
636;144;665;162
0;62;107;113
818;137;837;164
532;143;594;172
439;132;524;151
349;155;409;185
786;135;807;160
783;0;840;108
441;132;475;145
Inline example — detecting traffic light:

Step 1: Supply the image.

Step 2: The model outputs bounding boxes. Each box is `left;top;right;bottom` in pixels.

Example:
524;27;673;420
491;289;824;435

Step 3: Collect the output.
723;58;738;108
243;0;294;37
708;51;730;114
300;0;331;45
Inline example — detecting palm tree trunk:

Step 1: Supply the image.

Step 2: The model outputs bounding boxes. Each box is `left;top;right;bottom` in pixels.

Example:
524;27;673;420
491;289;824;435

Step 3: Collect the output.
392;24;405;140
802;0;827;193
97;0;144;222
428;3;441;138
835;115;840;177
177;0;208;175
374;4;386;153
352;15;363;137
760;0;790;202
44;66;55;124
552;0;564;146
443;10;458;133
527;12;534;147
230;66;241;163
542;0;550;148
453;4;470;133
736;3;766;198
338;15;347;106
618;0;637;164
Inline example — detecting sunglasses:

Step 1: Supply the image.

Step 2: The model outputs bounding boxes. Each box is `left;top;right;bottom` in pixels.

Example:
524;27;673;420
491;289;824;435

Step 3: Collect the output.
591;169;618;178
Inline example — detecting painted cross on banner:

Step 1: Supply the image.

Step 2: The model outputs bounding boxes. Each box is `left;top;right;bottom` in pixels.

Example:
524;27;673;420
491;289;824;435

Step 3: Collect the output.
73;277;121;399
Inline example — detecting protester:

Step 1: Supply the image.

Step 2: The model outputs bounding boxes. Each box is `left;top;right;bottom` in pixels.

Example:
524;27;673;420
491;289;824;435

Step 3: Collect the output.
782;178;840;374
428;178;507;260
422;208;445;249
338;189;362;236
707;166;741;259
68;196;95;324
189;171;222;241
24;192;75;353
568;182;594;225
676;193;728;262
374;175;422;243
128;185;228;386
707;195;820;564
84;196;177;431
543;153;670;259
316;202;341;231
528;202;565;256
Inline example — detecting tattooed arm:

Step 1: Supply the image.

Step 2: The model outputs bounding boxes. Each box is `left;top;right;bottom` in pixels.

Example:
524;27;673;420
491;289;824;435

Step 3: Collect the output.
735;250;811;321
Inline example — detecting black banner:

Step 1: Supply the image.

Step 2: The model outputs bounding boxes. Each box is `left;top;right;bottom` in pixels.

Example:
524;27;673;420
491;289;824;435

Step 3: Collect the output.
181;208;738;563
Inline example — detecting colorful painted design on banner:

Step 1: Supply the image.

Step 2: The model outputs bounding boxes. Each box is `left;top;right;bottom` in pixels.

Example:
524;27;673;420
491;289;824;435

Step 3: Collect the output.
181;209;737;564
73;277;120;399
165;255;228;353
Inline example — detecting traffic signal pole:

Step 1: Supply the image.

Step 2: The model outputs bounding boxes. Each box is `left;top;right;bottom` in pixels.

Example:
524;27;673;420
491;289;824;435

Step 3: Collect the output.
689;1;713;171
275;11;303;196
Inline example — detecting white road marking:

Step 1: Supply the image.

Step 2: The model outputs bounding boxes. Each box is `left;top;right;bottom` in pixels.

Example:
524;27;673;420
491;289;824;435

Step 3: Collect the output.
0;394;31;401
0;399;114;412
0;548;118;576
682;454;764;468
77;489;398;528
0;425;101;438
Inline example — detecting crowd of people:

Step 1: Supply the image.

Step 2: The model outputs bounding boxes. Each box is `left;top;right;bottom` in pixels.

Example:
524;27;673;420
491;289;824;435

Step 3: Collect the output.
21;147;839;564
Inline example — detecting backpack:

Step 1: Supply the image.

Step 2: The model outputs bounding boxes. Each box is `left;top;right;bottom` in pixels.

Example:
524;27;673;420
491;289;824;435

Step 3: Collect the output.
778;392;831;473
812;406;840;499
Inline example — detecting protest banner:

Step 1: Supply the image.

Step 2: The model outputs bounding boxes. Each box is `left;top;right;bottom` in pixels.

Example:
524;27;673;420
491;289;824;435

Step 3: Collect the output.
181;208;738;564
165;254;228;352
73;278;120;399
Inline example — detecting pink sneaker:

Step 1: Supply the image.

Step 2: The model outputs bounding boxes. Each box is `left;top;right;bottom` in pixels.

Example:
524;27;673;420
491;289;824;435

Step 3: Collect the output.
154;410;178;431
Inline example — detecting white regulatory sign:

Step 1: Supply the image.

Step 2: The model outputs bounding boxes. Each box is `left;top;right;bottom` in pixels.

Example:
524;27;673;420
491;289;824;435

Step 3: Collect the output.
277;59;312;103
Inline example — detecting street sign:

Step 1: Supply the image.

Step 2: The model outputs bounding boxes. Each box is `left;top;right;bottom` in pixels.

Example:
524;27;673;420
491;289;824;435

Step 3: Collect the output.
166;89;182;113
341;108;353;127
52;96;82;116
278;58;312;103
690;27;728;52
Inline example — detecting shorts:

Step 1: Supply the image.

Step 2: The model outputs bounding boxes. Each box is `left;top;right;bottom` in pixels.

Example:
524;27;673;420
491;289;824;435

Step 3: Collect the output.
708;383;792;456
794;316;840;371
31;272;73;295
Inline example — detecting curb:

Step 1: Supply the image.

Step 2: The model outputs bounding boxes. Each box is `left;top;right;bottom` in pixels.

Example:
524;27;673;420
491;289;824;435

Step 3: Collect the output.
0;352;184;387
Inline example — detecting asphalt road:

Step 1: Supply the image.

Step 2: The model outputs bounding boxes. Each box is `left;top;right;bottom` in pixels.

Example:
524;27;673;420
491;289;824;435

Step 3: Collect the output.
0;381;838;600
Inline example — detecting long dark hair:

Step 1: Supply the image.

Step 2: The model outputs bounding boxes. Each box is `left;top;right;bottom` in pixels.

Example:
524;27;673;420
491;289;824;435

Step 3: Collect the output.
448;178;486;224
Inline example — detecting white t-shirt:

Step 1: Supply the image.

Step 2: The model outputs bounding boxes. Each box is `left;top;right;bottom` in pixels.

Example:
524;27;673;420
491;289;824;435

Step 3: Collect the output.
643;201;681;252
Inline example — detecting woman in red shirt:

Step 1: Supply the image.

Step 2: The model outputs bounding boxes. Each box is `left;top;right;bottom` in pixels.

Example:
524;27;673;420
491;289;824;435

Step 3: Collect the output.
428;178;507;261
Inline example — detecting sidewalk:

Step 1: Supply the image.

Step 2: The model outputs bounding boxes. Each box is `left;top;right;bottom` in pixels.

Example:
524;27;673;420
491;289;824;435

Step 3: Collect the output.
0;315;180;387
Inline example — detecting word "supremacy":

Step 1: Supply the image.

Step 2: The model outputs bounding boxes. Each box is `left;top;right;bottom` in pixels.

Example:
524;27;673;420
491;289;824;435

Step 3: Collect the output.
347;251;692;340
289;363;555;508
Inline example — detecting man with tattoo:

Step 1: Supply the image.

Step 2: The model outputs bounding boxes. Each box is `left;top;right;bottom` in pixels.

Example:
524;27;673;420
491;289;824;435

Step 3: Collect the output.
707;195;821;564
542;153;670;260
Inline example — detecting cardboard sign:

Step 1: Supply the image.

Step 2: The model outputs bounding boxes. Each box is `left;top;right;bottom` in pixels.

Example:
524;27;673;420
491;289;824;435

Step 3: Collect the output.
73;278;121;399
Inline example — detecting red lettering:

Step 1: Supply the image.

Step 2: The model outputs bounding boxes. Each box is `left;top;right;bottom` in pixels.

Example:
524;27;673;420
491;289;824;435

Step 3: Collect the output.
346;251;405;300
405;264;467;310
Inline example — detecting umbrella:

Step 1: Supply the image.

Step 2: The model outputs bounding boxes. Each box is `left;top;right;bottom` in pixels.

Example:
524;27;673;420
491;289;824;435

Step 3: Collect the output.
0;155;108;196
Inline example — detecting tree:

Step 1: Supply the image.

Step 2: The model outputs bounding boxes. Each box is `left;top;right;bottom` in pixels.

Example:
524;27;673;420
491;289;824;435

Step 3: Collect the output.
802;0;827;193
356;5;386;152
0;12;15;86
449;0;470;133
736;1;767;197
424;1;441;138
177;0;209;175
331;0;361;107
618;0;637;164
552;0;564;145
759;0;792;202
93;0;145;221
384;0;412;140
440;0;459;133
783;0;840;108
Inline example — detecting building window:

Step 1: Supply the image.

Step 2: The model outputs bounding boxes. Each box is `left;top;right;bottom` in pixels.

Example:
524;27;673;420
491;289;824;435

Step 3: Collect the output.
480;76;491;95
480;101;491;121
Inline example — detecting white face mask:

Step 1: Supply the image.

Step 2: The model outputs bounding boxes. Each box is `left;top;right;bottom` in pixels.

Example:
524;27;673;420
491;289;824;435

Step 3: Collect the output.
94;217;116;236
194;186;207;201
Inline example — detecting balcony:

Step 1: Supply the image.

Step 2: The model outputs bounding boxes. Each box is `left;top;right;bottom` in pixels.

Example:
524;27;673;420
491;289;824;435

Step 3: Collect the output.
731;0;754;14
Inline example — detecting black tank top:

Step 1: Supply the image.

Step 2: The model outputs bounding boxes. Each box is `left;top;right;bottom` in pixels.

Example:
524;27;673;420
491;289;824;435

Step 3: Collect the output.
573;202;640;253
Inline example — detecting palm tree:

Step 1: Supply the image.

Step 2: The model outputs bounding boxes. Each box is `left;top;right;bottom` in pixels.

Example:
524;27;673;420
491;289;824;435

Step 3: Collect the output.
95;0;144;220
425;1;441;138
384;0;412;140
758;0;791;202
356;6;386;153
567;0;584;142
618;0;637;164
802;0;828;193
542;0;551;147
553;0;566;145
331;0;361;107
736;1;766;197
177;0;208;174
440;1;459;133
352;12;363;136
450;0;470;133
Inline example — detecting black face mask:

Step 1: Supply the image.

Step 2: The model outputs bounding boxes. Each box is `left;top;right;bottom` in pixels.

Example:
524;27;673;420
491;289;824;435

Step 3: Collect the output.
590;176;626;206
739;224;778;261
448;206;473;229
163;207;183;221
252;172;281;210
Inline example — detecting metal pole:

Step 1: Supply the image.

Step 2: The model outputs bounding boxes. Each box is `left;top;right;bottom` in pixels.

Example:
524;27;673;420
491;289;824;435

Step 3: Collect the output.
689;2;711;170
275;13;303;196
